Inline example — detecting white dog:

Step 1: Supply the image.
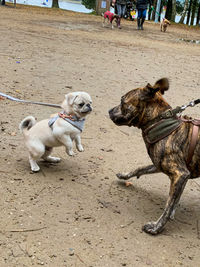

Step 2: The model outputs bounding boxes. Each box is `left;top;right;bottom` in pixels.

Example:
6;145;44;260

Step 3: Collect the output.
19;92;92;172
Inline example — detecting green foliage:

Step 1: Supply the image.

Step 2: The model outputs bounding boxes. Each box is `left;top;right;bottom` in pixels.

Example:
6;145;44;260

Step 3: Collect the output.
176;0;184;14
82;0;96;10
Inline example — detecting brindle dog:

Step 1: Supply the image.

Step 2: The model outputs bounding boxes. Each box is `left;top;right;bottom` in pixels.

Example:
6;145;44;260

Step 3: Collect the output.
109;78;200;235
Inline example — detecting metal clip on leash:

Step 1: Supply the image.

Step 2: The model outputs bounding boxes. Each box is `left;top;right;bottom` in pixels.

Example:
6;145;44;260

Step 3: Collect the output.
172;99;200;117
180;100;196;111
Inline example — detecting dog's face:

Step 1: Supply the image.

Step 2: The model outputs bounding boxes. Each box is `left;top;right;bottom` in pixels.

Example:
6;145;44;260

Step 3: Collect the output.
62;92;92;118
109;78;170;128
163;19;170;25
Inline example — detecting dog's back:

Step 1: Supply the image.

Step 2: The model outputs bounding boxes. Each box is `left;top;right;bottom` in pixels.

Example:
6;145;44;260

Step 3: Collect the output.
160;18;170;32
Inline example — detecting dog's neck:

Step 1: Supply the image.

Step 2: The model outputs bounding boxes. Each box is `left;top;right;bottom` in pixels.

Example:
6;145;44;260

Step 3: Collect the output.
139;101;172;131
63;110;82;120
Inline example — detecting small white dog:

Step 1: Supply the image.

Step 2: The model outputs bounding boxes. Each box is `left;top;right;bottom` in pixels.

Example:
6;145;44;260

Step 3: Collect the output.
19;92;92;172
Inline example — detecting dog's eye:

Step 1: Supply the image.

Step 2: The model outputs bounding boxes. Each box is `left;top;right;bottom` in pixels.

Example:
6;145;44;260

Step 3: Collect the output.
79;103;84;107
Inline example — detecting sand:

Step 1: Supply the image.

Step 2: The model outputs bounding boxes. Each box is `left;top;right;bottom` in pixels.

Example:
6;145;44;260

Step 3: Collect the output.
0;4;200;267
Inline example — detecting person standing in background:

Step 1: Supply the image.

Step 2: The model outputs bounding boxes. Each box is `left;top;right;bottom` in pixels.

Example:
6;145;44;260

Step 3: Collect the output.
115;0;126;29
136;0;152;30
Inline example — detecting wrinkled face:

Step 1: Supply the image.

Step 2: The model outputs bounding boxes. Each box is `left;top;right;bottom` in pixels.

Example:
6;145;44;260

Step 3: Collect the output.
109;89;142;127
62;92;93;118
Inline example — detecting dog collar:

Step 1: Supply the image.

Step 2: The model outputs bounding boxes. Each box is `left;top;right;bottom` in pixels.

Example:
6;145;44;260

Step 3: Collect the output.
48;111;85;132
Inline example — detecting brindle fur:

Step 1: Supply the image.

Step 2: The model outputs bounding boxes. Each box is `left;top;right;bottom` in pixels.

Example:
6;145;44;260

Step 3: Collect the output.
109;78;200;235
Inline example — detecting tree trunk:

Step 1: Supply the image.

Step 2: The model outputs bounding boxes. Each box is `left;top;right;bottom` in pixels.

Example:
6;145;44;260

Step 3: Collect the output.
190;0;197;25
196;2;200;25
152;0;157;21
179;0;189;23
148;6;152;20
1;0;6;5
158;1;163;22
52;0;59;8
165;0;172;20
186;0;192;25
171;0;176;21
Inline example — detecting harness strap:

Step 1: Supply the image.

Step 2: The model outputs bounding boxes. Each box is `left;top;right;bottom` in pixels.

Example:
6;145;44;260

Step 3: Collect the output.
48;111;85;132
187;124;199;166
142;106;182;130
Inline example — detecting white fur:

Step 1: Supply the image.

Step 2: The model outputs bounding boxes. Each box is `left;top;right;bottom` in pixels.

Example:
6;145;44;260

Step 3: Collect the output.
19;92;92;172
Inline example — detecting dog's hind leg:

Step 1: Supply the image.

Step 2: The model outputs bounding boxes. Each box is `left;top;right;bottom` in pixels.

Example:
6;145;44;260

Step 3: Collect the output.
28;142;45;172
29;154;40;172
116;164;159;180
102;18;106;27
42;147;61;163
142;168;190;235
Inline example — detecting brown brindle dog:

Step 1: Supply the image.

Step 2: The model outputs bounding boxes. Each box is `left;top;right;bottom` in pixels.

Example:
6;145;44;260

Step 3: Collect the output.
109;78;200;235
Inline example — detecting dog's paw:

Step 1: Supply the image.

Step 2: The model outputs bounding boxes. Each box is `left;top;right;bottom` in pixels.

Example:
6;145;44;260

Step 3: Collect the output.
31;166;40;172
116;173;129;180
44;156;61;163
67;150;75;156
142;222;162;235
77;144;84;152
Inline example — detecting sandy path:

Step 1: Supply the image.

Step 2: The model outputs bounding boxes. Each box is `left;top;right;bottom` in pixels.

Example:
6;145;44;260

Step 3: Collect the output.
0;4;200;267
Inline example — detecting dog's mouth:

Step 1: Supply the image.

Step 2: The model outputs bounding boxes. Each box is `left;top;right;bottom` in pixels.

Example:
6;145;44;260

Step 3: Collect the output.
109;106;132;126
81;107;93;114
75;104;92;117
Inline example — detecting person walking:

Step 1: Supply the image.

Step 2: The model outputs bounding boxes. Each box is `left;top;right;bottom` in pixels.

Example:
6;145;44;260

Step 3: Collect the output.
115;0;126;28
136;0;152;30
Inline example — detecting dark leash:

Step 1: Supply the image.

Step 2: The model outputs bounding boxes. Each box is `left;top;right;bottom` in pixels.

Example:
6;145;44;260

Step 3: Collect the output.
0;92;62;109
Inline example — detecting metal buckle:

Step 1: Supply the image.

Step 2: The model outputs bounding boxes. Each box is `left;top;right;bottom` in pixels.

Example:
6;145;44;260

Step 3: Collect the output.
164;109;174;118
188;101;195;107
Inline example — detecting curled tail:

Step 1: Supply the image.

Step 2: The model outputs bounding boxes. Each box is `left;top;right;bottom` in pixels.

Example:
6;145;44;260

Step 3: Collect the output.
19;116;36;134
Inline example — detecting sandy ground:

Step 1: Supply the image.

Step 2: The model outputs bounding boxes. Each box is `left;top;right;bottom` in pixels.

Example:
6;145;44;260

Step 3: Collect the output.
0;4;200;267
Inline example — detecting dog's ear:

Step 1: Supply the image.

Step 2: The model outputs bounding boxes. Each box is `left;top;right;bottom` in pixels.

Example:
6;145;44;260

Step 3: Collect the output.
142;78;169;100
61;93;78;111
143;83;159;98
153;78;169;95
65;93;78;105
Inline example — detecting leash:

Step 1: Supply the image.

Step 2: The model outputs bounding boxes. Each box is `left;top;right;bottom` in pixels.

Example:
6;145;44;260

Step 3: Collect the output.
180;99;200;111
0;91;62;109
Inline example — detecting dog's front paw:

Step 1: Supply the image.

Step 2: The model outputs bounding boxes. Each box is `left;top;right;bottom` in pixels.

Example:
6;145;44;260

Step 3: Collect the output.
67;150;75;156
116;173;130;180
31;166;40;172
77;144;84;152
142;222;162;235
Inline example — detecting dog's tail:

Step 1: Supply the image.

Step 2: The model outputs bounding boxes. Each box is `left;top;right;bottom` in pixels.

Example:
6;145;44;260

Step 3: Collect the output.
19;116;36;134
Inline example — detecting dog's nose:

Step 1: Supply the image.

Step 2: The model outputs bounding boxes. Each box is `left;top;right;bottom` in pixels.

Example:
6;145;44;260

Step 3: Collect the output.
108;108;114;119
86;104;92;112
108;108;114;115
